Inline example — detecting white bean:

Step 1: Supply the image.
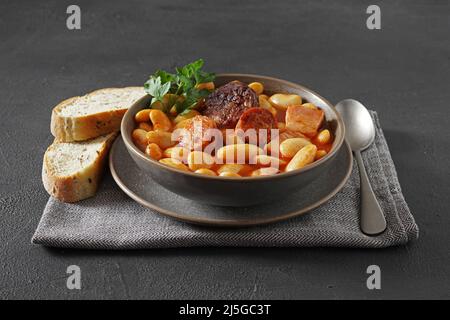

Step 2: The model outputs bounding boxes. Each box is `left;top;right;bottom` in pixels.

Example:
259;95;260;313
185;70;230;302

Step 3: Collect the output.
146;131;176;149
150;109;171;131
269;94;302;110
187;151;215;171
253;155;286;168
286;144;317;172
280;138;311;158
216;144;263;164
251;167;279;176
159;158;189;171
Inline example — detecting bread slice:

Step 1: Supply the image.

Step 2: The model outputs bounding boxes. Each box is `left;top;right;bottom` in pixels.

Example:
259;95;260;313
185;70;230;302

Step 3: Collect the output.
51;87;146;142
42;132;117;203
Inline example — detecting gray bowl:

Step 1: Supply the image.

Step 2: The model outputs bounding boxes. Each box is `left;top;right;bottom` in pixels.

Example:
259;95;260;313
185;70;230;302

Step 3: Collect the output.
121;74;345;206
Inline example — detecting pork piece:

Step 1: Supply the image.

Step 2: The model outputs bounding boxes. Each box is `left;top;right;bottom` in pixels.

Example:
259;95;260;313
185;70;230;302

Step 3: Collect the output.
177;115;217;150
235;108;277;143
285;105;324;137
202;81;259;129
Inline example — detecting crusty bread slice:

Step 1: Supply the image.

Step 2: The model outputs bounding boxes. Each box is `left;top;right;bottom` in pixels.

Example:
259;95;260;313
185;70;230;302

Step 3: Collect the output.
42;132;117;203
51;87;146;142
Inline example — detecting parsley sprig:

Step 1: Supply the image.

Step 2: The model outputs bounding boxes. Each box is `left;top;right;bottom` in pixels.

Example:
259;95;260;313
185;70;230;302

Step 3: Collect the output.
144;59;215;114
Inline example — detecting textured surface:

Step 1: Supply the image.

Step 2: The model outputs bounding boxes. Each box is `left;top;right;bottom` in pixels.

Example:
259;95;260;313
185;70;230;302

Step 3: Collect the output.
33;112;418;247
57;87;145;117
1;0;449;299
44;134;113;176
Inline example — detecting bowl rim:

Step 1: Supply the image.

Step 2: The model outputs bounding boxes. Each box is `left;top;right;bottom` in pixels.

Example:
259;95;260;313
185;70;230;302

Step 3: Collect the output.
121;73;345;181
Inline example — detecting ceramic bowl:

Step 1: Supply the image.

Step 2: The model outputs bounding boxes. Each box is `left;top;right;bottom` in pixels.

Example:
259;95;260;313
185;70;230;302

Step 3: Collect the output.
121;74;345;206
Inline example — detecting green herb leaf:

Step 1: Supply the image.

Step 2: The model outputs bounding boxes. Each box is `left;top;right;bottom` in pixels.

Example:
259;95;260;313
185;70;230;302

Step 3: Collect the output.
144;76;171;104
153;70;176;84
144;59;215;113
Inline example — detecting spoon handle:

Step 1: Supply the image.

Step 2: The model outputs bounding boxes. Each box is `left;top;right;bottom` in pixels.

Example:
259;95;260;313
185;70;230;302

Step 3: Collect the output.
355;150;387;235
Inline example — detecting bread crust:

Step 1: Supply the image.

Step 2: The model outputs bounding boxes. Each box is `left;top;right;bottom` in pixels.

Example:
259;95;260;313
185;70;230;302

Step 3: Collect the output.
42;133;117;203
50;87;145;142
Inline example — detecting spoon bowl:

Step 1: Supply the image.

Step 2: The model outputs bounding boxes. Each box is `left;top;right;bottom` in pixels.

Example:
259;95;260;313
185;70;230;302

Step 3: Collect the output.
336;99;375;151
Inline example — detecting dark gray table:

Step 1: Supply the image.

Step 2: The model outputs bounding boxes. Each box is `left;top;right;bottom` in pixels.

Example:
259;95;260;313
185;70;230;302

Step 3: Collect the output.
1;0;449;299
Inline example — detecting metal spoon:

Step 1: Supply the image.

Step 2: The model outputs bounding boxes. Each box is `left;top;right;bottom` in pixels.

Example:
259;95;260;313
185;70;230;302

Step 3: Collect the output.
336;99;387;235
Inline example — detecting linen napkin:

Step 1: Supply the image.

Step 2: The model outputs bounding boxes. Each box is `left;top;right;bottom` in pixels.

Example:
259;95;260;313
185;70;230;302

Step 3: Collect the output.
32;112;418;249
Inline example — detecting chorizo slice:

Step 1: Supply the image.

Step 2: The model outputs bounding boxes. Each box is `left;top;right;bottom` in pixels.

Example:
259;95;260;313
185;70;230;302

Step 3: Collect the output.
235;107;277;143
176;115;217;150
